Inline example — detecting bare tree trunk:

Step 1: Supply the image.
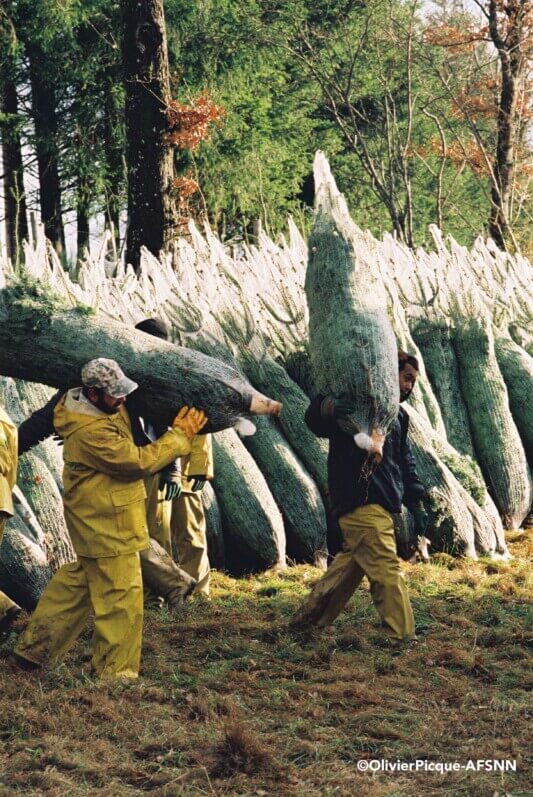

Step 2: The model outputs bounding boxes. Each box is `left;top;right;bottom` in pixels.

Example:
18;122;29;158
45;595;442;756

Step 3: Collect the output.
0;78;28;265
122;0;177;272
487;0;526;249
28;45;65;261
103;77;122;255
76;175;90;261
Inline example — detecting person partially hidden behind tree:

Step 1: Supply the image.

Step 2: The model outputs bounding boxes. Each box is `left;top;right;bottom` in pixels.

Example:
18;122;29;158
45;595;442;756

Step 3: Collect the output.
13;358;207;679
134;318;214;599
290;352;428;645
169;438;213;598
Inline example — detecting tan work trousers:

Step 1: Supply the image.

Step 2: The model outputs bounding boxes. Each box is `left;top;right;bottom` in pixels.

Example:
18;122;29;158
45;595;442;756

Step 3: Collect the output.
171;490;210;596
144;473;172;553
294;504;415;640
15;551;144;679
142;475;194;602
141;538;196;606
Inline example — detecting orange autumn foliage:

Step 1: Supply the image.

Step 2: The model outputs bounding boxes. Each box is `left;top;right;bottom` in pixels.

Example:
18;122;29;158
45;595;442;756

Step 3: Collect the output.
424;2;532;179
423;23;487;53
165;93;225;152
164;92;225;231
173;173;200;209
413;137;491;176
450;79;499;122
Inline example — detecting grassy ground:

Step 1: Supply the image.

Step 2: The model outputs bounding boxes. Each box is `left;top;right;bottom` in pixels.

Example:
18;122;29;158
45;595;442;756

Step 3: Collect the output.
0;531;531;797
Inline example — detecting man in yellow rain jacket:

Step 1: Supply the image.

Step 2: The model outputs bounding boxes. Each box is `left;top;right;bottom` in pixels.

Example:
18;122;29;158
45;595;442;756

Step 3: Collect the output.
0;407;23;634
14;358;207;679
170;433;214;597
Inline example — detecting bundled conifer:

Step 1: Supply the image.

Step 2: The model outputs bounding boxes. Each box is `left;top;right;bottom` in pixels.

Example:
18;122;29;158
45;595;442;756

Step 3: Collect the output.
242;415;327;566
0;517;52;610
213;429;286;574
453;314;531;529
494;334;533;466
411;317;475;457
305;152;399;457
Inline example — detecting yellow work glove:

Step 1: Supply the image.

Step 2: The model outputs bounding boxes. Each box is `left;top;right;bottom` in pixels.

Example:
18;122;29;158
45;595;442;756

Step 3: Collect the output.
172;406;208;439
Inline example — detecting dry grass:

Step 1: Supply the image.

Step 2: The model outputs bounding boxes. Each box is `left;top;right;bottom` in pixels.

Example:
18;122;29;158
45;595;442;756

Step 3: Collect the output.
0;531;531;796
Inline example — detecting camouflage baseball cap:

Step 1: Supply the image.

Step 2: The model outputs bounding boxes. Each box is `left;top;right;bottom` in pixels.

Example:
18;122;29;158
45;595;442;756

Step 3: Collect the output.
81;358;138;398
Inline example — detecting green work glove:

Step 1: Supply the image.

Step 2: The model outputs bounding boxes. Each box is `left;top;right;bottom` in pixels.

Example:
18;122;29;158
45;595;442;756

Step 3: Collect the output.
320;395;353;420
411;504;429;535
190;477;206;493
159;474;182;501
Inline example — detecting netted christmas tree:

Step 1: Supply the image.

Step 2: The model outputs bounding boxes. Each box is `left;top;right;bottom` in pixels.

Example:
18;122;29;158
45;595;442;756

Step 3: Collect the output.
305;152;400;458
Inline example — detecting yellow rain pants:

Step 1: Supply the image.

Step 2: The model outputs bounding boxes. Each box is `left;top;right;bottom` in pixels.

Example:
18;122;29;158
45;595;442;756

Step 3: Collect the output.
0;518;19;621
293;504;415;640
171;487;210;597
0;408;20;621
15;551;143;679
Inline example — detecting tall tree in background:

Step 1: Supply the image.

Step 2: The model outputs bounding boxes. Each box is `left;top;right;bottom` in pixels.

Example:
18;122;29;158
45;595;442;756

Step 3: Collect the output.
59;3;125;262
27;41;65;260
0;80;28;265
485;0;531;249
426;0;532;251
103;76;124;256
0;7;28;265
11;0;73;261
122;0;177;272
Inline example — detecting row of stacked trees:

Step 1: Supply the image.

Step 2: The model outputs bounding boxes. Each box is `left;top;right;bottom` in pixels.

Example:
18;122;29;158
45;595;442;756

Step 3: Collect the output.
0;0;531;266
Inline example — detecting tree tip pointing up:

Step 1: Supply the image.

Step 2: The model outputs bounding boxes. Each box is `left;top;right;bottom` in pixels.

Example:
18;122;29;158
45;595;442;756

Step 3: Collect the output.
312;150;351;226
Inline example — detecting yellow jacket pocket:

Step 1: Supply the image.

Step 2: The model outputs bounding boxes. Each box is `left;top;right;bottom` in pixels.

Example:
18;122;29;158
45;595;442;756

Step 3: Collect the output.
111;482;147;534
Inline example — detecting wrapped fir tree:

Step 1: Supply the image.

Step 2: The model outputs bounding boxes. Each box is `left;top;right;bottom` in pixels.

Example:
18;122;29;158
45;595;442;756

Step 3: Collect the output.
305;152;399;458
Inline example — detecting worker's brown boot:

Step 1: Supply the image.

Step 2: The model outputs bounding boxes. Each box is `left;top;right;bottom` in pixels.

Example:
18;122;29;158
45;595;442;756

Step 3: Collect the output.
166;578;197;613
11;651;41;671
0;605;22;637
141;539;196;609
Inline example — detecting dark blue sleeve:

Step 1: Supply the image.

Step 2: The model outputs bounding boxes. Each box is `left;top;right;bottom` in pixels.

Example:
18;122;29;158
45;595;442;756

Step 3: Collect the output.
400;412;426;507
126;400;180;477
304;395;338;439
17;390;64;456
147;418;180;477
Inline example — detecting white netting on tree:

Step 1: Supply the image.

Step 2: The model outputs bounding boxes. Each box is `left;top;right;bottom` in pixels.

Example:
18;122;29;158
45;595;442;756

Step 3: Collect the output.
305;152;399;456
1;151;532;571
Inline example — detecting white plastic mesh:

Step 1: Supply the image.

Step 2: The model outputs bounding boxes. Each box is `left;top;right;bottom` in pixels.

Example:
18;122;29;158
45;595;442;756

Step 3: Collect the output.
305;151;399;440
0;150;532;555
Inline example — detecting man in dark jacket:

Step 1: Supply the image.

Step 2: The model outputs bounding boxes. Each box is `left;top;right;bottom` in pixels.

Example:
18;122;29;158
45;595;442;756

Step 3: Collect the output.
291;352;427;642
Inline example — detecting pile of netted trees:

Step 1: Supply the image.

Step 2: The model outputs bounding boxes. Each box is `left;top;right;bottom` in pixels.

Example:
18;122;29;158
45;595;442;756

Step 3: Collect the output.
0;155;531;604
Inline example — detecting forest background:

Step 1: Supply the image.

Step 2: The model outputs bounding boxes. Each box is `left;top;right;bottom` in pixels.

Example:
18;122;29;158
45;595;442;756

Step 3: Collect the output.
0;0;531;268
